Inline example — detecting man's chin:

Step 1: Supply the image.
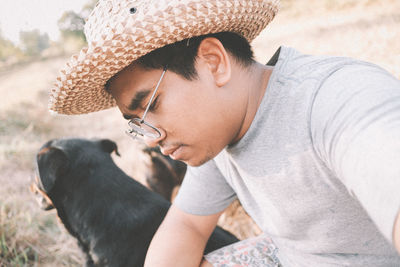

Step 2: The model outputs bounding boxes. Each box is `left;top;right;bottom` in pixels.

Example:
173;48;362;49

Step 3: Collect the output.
183;154;213;167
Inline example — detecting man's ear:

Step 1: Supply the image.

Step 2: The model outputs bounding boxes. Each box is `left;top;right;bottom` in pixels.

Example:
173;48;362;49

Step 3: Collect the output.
37;147;69;193
197;37;231;87
98;139;120;156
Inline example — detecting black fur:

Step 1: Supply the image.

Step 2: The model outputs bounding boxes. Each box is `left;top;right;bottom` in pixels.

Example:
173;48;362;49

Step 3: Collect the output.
34;138;238;267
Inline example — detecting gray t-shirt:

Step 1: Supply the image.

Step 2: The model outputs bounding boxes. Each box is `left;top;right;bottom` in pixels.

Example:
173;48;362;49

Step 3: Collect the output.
174;46;400;266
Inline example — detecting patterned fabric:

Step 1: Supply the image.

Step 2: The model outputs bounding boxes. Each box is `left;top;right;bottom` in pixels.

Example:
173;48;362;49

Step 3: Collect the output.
205;234;282;267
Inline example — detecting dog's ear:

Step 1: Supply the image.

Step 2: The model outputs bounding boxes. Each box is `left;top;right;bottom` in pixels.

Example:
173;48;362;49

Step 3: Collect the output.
98;139;120;156
37;147;69;192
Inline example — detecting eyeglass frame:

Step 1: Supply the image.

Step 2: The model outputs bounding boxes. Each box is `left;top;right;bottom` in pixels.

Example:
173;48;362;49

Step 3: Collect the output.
126;66;168;140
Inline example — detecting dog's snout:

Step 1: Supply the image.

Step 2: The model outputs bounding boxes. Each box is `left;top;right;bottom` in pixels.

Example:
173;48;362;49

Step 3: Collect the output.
30;178;55;211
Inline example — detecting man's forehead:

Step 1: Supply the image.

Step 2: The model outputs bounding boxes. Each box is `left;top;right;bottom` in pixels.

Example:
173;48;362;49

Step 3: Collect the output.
106;64;136;92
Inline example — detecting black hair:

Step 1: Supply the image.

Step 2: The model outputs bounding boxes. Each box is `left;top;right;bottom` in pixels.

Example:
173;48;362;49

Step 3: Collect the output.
136;31;254;80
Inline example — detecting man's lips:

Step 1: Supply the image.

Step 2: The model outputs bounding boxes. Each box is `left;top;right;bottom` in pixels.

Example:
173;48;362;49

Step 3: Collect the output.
160;146;180;156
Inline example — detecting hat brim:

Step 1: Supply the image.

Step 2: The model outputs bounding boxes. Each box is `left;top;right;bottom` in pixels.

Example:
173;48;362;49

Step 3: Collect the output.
49;0;280;115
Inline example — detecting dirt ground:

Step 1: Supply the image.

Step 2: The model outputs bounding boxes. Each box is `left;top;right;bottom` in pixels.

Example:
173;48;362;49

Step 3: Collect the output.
1;0;399;265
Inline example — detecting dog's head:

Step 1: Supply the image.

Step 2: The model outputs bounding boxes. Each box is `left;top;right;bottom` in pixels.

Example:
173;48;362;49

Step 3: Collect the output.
31;138;119;210
142;146;187;200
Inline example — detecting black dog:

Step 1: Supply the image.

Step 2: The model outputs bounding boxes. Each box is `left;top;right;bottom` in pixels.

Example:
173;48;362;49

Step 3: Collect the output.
31;138;238;267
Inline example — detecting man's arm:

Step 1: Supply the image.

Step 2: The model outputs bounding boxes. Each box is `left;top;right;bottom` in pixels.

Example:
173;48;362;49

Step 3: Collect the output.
393;211;400;254
144;203;223;267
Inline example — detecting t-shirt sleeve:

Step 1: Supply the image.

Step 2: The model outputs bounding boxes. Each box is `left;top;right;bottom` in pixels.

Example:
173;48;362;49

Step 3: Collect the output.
311;63;400;244
173;159;237;215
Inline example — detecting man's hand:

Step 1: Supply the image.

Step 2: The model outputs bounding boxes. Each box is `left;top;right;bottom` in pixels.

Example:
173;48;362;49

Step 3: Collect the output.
144;204;223;267
200;260;214;267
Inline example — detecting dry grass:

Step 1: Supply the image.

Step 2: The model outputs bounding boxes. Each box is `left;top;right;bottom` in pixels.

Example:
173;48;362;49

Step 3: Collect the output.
0;171;85;266
1;1;399;265
253;0;400;77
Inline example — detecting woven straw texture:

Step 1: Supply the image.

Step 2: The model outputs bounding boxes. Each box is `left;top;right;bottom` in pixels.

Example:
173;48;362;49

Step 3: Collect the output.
49;0;280;115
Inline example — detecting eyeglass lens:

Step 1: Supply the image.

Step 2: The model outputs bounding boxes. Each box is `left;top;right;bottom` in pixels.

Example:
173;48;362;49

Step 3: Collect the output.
127;119;160;139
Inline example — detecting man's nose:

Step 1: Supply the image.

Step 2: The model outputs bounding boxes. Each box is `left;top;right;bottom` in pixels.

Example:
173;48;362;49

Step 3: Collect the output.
143;128;166;148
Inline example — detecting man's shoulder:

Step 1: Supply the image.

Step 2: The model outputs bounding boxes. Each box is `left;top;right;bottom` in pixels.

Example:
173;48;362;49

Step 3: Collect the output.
276;46;375;82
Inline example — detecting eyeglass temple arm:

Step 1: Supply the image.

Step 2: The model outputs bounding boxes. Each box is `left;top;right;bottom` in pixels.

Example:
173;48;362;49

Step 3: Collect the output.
140;66;168;122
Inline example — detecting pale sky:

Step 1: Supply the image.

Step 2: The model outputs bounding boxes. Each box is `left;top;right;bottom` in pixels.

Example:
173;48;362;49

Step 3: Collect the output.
0;0;88;44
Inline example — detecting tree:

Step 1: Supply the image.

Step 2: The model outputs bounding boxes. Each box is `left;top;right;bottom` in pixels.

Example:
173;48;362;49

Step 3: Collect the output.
0;30;22;61
19;29;50;57
58;10;86;41
57;0;98;44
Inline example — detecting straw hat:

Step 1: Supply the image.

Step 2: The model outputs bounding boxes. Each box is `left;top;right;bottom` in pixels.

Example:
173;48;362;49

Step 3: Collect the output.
49;0;280;115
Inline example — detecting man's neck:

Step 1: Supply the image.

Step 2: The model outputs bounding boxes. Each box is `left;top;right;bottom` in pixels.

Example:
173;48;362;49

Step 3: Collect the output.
229;61;273;145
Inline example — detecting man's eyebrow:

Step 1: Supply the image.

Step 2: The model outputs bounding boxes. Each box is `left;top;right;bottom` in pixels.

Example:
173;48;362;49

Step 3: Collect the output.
128;90;152;111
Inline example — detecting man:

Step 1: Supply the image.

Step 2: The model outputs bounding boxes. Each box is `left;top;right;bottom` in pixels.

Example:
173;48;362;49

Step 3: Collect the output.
49;0;400;266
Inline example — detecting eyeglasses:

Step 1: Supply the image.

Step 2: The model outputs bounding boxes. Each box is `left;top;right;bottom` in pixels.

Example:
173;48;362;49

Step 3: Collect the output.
126;67;167;140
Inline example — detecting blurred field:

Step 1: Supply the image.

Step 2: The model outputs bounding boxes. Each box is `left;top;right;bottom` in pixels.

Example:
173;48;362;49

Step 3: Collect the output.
1;0;399;265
